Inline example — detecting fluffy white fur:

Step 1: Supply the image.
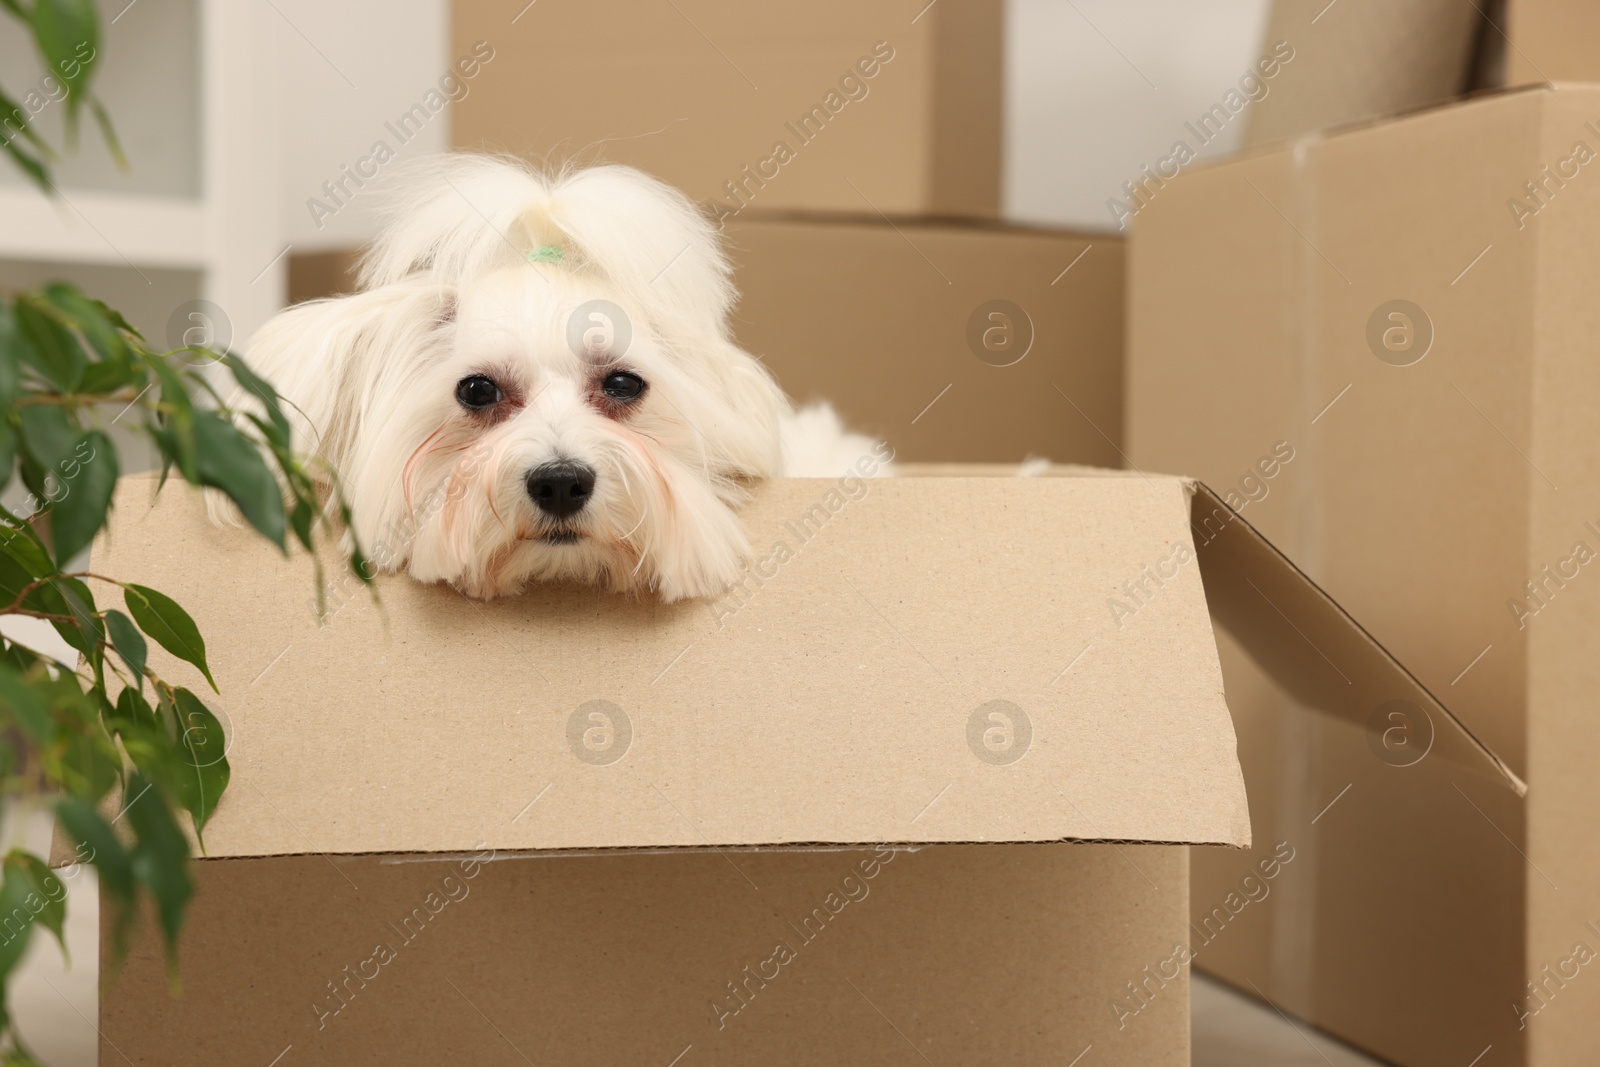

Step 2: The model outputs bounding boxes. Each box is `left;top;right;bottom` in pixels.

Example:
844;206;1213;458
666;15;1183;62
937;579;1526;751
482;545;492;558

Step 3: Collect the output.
223;156;885;602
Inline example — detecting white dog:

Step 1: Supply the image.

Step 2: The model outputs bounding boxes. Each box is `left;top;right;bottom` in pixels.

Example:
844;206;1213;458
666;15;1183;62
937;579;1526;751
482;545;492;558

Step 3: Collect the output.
227;156;886;602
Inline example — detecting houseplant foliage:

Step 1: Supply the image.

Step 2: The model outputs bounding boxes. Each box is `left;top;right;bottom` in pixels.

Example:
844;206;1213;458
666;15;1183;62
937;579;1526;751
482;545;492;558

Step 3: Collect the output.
1;2;364;1060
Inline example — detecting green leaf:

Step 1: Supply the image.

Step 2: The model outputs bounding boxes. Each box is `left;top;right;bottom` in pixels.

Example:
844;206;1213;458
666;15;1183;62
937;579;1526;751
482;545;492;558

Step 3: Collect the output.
4;1041;46;1067
122;772;193;951
0;639;37;673
104;607;146;683
0;128;50;191
0;664;52;742
117;721;183;810
145;355;197;481
0;539;45;614
54;795;132;900
171;689;230;844
56;721;121;803
48;574;103;670
30;0;100;133
224;353;292;443
190;410;286;548
0;519;53;575
50;429;116;561
17;401;76;473
75;357;138;395
39;283;130;365
113;684;157;730
14;299;86;391
0;529;60;627
0;85;55;158
87;96;127;173
289;497;314;551
0;422;15;495
123;583;215;691
0;864;36;980
5;852;68;964
0;305;22;410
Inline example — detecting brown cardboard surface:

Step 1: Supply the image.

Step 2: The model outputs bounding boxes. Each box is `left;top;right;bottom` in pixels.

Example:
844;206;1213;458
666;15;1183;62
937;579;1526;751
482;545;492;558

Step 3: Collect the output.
1190;484;1524;795
891;468;1522;791
103;846;1189;1066
1241;0;1482;150
286;249;359;305
452;0;1000;218
725;215;1123;464
1519;85;1600;1067
1129;85;1600;1066
1506;1;1600;83
87;474;1249;859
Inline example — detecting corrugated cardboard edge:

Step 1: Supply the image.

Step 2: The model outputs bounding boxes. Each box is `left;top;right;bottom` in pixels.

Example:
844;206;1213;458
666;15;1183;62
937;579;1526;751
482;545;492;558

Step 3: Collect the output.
1187;480;1526;796
51;834;1238;869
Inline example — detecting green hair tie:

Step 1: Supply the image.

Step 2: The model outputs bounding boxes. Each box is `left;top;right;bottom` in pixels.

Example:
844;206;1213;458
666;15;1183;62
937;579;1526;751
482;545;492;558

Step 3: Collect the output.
527;245;565;264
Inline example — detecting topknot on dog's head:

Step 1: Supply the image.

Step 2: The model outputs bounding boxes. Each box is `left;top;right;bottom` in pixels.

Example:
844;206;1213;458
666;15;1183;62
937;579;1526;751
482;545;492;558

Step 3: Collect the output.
356;155;737;342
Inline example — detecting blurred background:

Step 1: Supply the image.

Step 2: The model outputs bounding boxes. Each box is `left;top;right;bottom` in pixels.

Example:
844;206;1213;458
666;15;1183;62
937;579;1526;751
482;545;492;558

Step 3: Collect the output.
3;1;1588;1064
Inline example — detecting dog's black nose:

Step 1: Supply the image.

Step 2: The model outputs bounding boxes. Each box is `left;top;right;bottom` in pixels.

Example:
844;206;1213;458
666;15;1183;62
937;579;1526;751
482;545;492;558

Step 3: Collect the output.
527;462;596;518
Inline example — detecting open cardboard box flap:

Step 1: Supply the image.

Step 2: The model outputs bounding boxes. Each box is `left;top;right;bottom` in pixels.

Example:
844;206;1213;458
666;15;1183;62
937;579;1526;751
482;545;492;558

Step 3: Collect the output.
1188;482;1525;795
50;469;1518;867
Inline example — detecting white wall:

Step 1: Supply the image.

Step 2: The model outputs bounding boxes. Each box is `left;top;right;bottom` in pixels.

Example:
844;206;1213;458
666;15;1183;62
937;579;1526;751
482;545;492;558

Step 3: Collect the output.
1005;0;1273;232
275;0;451;250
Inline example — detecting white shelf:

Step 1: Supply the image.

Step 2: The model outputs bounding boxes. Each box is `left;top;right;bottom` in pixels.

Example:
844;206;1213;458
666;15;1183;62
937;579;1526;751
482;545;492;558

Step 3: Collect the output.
0;186;210;270
0;0;284;343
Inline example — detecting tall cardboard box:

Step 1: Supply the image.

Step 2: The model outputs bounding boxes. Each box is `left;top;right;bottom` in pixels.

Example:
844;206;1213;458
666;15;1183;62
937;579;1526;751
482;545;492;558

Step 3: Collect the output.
1506;1;1600;83
725;216;1122;464
62;471;1519;1064
452;0;1000;218
1129;85;1600;1066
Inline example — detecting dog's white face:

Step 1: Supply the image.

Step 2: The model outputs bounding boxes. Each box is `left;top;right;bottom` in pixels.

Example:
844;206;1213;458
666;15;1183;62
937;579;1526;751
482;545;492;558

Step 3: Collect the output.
232;159;807;601
372;267;760;600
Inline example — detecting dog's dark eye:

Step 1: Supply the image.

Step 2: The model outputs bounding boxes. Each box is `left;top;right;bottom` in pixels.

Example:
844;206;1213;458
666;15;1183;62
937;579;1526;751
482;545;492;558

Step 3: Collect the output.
601;371;646;401
456;375;502;409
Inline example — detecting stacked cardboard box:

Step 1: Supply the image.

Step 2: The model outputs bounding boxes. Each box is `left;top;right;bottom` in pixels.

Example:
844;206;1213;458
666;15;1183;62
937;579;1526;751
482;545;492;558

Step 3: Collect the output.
452;0;1001;218
1506;0;1600;83
1129;84;1600;1065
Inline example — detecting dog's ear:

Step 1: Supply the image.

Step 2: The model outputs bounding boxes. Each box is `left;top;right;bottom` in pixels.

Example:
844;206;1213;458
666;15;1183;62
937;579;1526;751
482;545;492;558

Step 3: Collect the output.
229;279;454;477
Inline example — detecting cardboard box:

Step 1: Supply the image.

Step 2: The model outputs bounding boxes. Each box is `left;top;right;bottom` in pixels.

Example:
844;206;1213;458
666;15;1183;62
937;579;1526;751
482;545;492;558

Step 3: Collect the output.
1506;0;1600;84
1240;0;1483;150
1128;85;1600;1065
451;0;1000;219
286;249;360;306
61;470;1517;1065
284;218;1124;466
724;215;1122;464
